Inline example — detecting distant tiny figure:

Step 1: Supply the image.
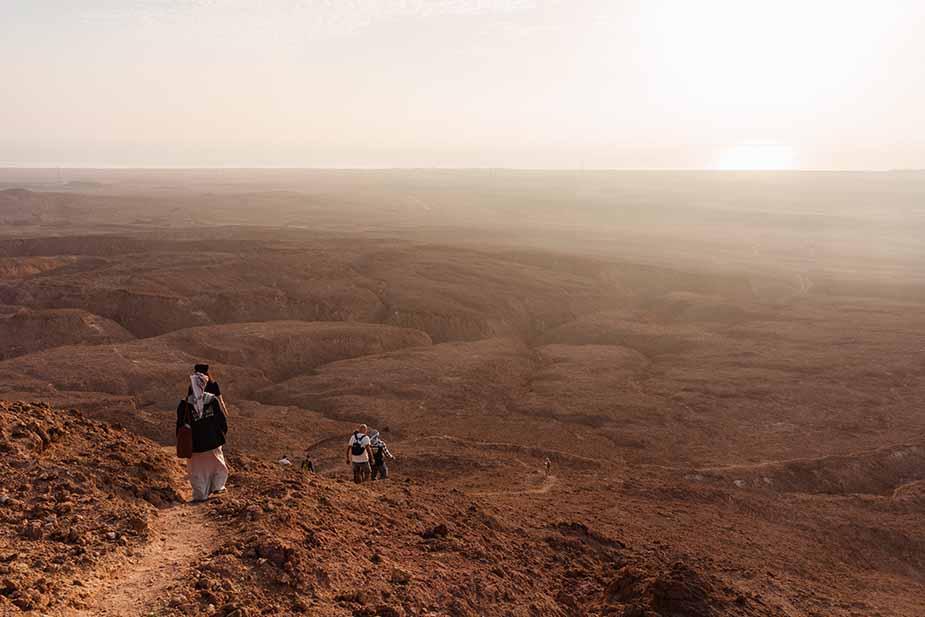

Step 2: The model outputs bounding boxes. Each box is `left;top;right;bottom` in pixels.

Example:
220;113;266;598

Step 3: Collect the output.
369;430;396;481
300;454;315;473
544;457;552;477
346;424;373;483
178;364;229;502
278;454;292;466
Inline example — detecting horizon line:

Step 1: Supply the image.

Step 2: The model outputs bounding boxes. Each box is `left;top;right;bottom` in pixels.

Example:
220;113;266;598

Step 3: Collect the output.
2;165;922;173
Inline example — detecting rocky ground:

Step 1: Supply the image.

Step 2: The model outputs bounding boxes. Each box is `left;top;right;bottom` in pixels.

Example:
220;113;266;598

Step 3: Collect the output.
2;400;922;617
0;401;181;614
0;174;924;616
2;401;792;617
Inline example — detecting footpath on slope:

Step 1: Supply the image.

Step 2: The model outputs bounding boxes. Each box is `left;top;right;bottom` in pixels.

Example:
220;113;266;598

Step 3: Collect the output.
1;401;788;617
0;401;189;615
468;474;559;497
61;502;216;617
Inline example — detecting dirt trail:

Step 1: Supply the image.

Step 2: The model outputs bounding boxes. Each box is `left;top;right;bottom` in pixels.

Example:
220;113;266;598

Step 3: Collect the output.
62;502;216;617
469;474;559;497
418;434;601;465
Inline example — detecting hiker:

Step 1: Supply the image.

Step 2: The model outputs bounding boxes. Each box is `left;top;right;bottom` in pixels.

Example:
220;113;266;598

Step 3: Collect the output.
278;454;292;466
300;454;315;473
178;365;229;502
369;430;395;481
544;457;552;477
346;424;373;483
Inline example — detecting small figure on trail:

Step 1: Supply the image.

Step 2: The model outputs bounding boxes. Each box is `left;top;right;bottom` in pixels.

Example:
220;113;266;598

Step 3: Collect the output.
278;454;292;466
346;424;373;483
300;453;315;473
369;430;395;481
544;457;552;477
177;364;229;502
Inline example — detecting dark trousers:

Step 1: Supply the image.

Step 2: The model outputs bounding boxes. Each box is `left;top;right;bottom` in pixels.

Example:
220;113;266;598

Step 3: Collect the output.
371;462;389;480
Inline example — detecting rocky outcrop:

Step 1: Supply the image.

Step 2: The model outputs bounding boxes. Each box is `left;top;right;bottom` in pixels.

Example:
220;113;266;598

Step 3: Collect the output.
0;401;183;613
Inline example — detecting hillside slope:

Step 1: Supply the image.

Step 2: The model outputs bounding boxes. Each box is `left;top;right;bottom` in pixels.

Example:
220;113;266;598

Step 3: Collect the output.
0;401;789;617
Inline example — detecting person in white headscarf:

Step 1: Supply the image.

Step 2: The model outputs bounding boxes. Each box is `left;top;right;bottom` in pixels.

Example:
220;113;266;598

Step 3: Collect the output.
177;364;229;501
368;430;395;481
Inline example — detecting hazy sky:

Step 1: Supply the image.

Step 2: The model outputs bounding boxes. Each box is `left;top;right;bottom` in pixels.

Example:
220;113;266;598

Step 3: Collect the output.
2;1;924;169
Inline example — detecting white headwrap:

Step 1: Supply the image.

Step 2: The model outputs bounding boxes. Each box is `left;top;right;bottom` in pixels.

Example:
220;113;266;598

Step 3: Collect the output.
188;372;215;421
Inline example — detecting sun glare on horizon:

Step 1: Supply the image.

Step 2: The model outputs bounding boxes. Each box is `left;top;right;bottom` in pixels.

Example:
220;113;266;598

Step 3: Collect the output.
713;144;799;170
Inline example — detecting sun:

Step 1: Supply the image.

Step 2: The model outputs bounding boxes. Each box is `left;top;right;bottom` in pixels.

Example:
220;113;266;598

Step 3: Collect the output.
713;144;798;170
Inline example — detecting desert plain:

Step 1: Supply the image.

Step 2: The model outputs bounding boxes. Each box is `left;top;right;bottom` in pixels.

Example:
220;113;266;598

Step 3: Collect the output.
0;168;923;617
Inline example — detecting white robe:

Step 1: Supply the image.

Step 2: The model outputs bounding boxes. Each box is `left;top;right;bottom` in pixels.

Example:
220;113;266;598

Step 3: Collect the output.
188;446;228;501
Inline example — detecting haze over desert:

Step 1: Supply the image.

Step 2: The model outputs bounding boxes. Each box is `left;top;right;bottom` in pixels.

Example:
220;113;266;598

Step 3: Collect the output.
0;169;922;616
3;1;925;615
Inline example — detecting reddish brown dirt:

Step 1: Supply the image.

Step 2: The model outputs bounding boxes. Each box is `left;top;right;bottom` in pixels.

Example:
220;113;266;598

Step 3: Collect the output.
1;402;786;617
61;502;216;617
1;174;924;616
0;307;133;360
0;401;183;615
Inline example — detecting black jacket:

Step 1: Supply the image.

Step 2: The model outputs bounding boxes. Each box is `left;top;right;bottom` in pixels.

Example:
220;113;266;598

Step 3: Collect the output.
176;398;227;453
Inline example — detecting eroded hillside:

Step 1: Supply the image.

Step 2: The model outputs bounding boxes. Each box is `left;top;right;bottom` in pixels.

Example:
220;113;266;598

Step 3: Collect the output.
1;176;924;616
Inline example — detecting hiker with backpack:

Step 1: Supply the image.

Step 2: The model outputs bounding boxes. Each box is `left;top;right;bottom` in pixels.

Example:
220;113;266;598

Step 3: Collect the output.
346;424;373;483
176;364;229;502
369;430;396;480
